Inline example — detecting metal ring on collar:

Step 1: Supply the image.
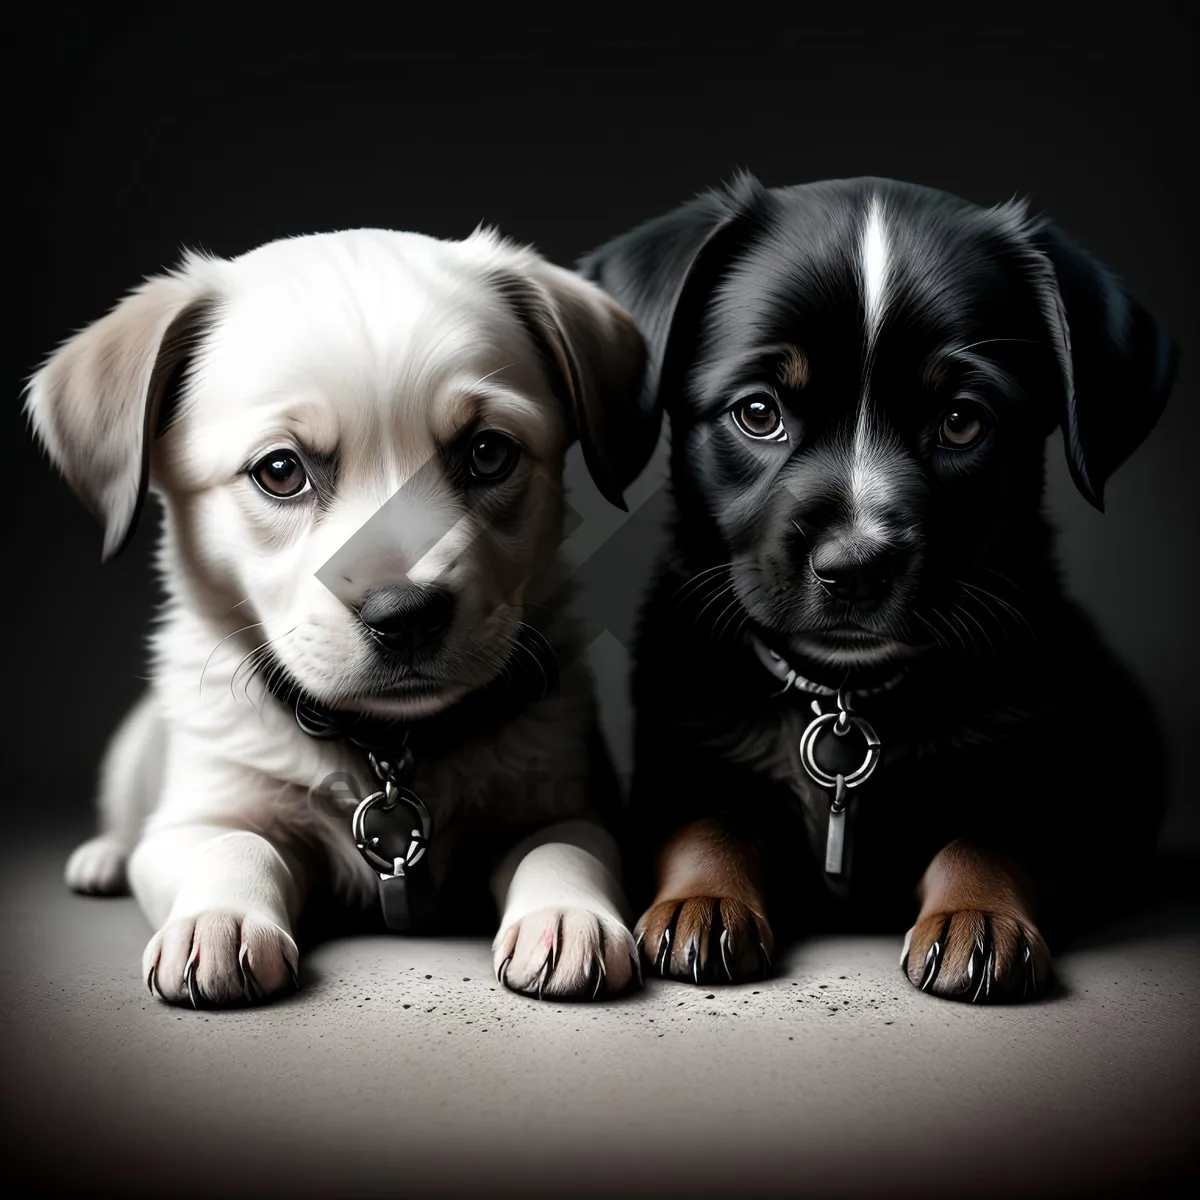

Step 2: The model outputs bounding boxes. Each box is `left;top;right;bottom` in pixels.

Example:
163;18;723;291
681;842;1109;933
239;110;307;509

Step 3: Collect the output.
352;787;433;876
800;710;882;790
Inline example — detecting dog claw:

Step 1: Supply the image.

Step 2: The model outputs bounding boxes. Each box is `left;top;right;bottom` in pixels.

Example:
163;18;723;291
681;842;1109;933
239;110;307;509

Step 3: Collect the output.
1021;937;1036;998
900;927;913;973
183;951;200;1010
497;954;512;988
920;917;952;993
658;927;672;977
719;928;733;982
146;965;158;999
592;955;606;1000
535;952;553;1000
966;917;996;1004
238;948;265;1003
689;938;700;984
759;940;771;979
968;942;989;1003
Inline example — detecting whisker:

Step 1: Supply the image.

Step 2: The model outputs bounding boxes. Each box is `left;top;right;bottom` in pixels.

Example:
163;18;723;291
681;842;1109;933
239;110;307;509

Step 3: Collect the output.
230;628;297;706
913;612;950;653
693;580;735;628
960;579;1034;637
948;337;1044;354
200;620;268;696
668;563;732;612
955;600;997;658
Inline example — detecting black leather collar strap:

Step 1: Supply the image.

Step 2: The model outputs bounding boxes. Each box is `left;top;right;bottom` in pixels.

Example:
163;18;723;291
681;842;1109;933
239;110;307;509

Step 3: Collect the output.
749;633;907;699
262;631;560;933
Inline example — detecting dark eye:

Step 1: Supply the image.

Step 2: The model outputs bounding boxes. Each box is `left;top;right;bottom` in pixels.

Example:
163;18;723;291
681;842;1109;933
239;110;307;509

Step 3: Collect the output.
732;391;786;441
251;450;309;498
468;430;520;482
939;407;987;449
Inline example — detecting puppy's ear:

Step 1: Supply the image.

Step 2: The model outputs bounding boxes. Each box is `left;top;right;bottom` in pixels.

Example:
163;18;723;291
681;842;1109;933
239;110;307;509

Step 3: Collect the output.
490;257;651;510
25;263;216;559
1020;216;1178;511
578;173;766;416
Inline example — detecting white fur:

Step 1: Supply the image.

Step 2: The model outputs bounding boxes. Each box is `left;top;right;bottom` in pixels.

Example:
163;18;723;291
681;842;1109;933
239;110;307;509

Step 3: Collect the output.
27;228;642;1006
848;197;898;544
860;195;892;344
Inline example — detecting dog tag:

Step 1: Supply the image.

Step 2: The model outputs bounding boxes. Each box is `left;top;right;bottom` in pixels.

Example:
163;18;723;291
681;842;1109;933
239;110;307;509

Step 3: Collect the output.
825;775;849;875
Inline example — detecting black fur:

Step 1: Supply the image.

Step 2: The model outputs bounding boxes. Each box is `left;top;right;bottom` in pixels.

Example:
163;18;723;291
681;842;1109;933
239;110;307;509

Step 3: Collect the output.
581;175;1178;946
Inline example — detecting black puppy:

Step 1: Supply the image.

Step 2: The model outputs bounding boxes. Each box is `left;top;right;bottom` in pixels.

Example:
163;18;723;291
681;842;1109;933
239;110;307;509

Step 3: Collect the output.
580;174;1178;1002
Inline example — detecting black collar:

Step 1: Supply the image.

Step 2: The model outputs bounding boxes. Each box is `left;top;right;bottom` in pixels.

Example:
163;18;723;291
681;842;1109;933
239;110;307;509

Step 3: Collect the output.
260;626;560;764
748;632;908;700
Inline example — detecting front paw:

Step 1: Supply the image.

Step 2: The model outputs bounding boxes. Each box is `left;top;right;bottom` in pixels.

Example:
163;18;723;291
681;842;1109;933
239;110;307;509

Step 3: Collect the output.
493;907;639;1001
143;911;299;1008
902;910;1052;1003
636;897;773;984
65;836;130;896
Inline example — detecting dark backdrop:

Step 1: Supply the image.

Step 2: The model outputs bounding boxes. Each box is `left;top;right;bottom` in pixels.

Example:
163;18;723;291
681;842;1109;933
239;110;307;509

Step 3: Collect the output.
4;6;1197;847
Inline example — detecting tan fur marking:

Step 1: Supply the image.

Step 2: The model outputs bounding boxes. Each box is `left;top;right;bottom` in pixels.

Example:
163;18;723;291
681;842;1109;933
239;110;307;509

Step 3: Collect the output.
777;345;810;391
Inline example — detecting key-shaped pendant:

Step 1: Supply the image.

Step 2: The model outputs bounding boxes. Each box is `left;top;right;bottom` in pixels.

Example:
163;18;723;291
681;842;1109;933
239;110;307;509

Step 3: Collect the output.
825;774;849;875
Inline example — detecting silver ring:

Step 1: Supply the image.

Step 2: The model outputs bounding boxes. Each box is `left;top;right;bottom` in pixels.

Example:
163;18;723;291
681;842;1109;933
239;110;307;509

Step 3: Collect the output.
352;787;433;875
799;711;881;789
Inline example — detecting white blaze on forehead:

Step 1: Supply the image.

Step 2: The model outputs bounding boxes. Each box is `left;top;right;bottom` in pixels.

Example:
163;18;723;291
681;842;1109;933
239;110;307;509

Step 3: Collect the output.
860;195;891;346
850;196;895;533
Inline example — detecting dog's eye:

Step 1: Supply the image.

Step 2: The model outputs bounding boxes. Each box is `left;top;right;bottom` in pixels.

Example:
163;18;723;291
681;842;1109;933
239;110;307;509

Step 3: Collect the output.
251;450;309;498
732;392;786;442
939;408;986;449
468;431;520;483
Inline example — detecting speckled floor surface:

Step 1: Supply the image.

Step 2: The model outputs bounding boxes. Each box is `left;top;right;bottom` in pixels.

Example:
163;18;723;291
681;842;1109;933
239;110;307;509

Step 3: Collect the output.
2;835;1197;1198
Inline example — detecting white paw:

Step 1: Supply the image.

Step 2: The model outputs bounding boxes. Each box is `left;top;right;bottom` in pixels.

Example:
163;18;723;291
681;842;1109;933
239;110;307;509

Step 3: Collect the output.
493;907;640;1000
143;911;299;1008
65;836;130;895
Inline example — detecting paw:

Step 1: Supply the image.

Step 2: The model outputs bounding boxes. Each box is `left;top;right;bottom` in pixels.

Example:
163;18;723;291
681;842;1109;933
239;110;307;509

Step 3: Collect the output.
143;911;299;1008
901;910;1052;1003
493;907;639;1001
635;897;773;984
65;836;130;895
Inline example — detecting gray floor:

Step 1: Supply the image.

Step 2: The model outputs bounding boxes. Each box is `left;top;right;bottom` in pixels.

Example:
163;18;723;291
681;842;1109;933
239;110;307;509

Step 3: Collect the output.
2;834;1197;1199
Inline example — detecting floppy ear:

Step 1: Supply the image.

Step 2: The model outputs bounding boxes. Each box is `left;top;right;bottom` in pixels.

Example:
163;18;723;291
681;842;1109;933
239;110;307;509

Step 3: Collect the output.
488;255;651;510
1021;217;1178;511
25;264;216;560
578;173;766;417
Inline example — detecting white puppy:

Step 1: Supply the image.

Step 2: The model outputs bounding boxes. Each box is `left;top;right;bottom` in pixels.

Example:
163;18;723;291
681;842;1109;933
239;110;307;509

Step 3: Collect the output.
27;227;656;1006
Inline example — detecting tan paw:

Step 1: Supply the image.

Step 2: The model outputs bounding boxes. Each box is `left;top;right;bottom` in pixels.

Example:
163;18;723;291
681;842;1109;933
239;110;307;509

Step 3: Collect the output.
635;896;773;984
493;907;639;1001
143;911;299;1008
902;909;1052;1003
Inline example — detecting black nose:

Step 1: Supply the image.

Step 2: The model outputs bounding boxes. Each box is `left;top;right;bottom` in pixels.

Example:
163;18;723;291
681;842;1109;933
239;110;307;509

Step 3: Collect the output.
811;545;899;609
358;585;456;658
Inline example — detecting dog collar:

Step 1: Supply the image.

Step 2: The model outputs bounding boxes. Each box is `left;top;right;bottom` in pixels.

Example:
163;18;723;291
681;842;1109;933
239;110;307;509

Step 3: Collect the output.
749;633;903;879
262;630;558;933
749;633;907;699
